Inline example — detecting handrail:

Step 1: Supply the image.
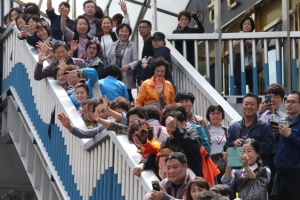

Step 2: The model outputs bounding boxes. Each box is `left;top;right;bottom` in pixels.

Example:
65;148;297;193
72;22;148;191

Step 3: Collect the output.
0;25;156;200
165;39;242;125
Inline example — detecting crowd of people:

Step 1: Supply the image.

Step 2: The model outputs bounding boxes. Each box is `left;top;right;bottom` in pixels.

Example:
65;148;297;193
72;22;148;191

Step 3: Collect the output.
4;1;300;200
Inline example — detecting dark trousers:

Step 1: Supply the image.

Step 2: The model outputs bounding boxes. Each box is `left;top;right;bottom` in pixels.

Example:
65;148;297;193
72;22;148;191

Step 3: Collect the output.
278;171;300;200
127;89;133;102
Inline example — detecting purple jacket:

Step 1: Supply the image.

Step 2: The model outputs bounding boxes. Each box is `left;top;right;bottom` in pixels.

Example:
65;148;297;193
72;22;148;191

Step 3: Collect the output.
34;57;86;80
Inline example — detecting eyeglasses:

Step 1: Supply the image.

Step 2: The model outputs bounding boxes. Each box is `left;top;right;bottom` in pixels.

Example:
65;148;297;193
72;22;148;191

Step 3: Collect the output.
285;100;299;105
88;46;97;50
137;26;149;30
210;112;222;116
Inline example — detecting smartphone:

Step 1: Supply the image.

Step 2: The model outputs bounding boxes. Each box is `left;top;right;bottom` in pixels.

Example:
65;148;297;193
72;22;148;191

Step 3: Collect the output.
265;95;271;104
227;147;243;167
151;180;160;191
23;25;29;32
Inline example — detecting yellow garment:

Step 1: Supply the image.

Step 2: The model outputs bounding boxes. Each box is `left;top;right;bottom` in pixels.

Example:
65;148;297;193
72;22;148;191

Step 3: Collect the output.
135;76;175;107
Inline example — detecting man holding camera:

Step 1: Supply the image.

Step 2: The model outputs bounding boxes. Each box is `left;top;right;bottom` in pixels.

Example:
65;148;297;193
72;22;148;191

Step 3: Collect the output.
224;93;275;167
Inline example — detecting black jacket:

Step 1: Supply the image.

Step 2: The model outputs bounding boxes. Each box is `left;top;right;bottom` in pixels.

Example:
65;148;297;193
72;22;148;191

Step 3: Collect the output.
173;17;204;67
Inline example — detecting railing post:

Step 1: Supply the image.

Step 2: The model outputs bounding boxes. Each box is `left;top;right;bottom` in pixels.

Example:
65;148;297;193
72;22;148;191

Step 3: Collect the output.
229;40;235;95
292;38;298;90
205;40;210;83
252;39;258;94
282;0;290;92
263;39;269;89
240;39;246;95
214;0;222;94
275;38;282;85
194;40;199;71
151;0;158;31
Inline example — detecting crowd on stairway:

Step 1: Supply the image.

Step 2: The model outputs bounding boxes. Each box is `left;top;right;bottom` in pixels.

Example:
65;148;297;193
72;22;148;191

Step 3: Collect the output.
4;1;300;199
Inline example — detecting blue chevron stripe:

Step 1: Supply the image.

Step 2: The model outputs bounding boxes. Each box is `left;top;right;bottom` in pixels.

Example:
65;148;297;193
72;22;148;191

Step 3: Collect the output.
2;63;124;199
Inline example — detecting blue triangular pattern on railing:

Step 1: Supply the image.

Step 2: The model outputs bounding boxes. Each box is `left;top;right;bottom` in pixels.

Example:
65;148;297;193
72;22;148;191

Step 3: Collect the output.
2;63;125;200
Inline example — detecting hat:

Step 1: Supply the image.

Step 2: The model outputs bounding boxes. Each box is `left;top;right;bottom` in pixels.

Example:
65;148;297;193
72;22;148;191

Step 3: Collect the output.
151;32;165;41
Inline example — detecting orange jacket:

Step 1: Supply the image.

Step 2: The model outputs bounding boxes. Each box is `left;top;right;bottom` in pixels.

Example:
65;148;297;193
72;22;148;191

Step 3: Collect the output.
139;138;161;158
200;146;220;187
135;77;175;107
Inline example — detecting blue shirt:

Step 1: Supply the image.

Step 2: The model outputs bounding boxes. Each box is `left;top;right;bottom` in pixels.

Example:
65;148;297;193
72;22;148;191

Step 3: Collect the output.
99;76;129;101
46;9;74;41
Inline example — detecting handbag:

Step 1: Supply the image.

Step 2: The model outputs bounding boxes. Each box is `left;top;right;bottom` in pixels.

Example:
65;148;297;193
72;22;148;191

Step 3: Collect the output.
210;153;226;179
237;167;268;200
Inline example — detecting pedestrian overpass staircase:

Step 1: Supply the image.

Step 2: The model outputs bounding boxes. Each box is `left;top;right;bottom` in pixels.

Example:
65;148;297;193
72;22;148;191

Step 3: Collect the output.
0;26;241;199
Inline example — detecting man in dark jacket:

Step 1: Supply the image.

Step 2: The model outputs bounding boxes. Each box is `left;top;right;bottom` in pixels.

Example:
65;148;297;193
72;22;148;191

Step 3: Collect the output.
83;0;101;38
224;93;275;167
140;32;173;84
145;152;195;200
274;91;300;200
134;105;203;177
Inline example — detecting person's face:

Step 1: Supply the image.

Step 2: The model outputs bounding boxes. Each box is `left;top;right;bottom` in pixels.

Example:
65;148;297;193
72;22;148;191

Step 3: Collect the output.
132;134;143;147
118;26;130;42
152;38;164;49
190;184;207;200
285;94;300;117
28;18;37;26
178;99;193;114
173;117;187;130
166;158;187;185
102;18;112;34
56;68;67;85
87;44;98;59
242;97;259;118
84;2;96;16
75;87;89;104
267;93;284;111
94;103;109;119
209;109;223;126
10;10;19;21
82;104;94;122
67;76;80;88
54;46;69;60
17;18;26;30
112;20;117;28
179;15;190;29
76;19;89;35
5;18;12;27
242;19;252;32
36;27;49;40
138;22;152;38
242;143;259;166
128;114;141;126
59;6;70;16
154;65;166;78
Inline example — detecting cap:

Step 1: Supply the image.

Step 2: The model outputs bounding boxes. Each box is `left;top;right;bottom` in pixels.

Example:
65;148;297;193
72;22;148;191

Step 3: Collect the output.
151;32;165;41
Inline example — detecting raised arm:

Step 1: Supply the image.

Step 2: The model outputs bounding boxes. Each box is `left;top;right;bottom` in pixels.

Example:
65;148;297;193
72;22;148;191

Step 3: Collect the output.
47;0;53;11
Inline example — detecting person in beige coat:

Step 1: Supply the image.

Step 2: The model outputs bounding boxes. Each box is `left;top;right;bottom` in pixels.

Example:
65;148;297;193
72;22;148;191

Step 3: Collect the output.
107;23;138;102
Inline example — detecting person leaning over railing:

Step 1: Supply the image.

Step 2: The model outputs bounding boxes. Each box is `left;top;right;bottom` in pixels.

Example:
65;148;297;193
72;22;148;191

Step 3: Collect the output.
173;10;204;67
34;41;86;81
16;14;29;40
8;7;23;26
57;97;116;138
85;40;105;79
233;16;262;95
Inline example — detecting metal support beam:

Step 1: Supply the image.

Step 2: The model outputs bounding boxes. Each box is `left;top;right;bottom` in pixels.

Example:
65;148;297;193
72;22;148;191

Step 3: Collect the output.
104;0;113;16
214;0;222;94
282;0;290;93
151;0;158;31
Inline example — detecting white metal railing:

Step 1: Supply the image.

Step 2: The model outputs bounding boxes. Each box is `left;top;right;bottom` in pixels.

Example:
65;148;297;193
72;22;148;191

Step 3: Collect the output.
1;26;156;200
165;38;242;126
166;30;298;97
